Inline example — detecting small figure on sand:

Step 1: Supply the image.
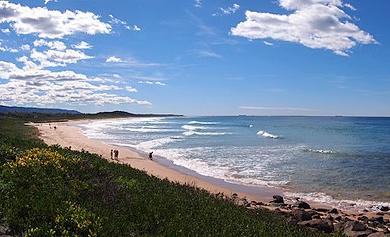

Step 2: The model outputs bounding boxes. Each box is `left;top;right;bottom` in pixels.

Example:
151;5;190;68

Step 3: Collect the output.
149;152;153;160
110;149;113;160
114;149;119;161
53;126;57;130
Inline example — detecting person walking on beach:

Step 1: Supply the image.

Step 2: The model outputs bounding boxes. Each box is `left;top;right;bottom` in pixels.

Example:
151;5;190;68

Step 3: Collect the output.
149;152;153;160
110;149;113;160
114;150;119;161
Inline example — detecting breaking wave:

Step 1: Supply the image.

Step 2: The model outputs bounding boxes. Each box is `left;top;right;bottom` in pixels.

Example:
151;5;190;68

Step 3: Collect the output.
257;130;280;139
188;121;220;125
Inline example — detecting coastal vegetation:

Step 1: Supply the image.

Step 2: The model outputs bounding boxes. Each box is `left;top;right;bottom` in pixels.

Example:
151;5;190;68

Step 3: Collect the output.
0;116;332;236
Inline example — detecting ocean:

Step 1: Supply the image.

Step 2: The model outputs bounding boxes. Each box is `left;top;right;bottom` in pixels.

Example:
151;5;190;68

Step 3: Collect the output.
78;116;390;210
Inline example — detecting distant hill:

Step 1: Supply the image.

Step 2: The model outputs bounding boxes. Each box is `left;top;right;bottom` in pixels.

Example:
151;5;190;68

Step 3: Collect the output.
0;105;181;121
0;105;81;115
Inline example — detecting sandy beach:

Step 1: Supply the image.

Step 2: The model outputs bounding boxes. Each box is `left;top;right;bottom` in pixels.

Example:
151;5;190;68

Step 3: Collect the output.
32;119;282;204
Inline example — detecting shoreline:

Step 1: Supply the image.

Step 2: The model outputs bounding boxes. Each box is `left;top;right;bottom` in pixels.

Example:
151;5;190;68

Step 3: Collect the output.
31;119;389;217
32;119;282;204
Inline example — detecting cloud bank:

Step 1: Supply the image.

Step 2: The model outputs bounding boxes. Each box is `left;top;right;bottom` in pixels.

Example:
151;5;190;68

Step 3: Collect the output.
0;1;111;38
231;0;376;55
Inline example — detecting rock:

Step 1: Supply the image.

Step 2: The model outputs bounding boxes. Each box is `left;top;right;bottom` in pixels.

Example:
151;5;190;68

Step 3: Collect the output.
359;216;369;222
291;209;312;221
380;206;390;212
334;222;345;232
326;214;335;222
345;221;367;231
334;215;343;221
296;201;311;209
315;208;330;213
298;219;334;233
370;217;385;224
312;214;321;219
271;195;284;204
368;232;388;237
344;229;373;237
329;208;339;214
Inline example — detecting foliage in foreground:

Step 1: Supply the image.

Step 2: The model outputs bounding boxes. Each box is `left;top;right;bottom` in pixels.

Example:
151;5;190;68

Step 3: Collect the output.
0;117;332;236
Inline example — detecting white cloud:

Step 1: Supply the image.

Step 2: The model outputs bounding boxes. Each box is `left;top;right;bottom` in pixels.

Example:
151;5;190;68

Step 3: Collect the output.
0;42;18;53
196;50;222;59
213;3;240;16
33;39;67;50
106;56;125;63
343;3;356;11
133;25;141;31
72;41;92;49
138;81;166;86
104;56;162;67
44;0;57;4
30;48;93;68
263;41;274;46
0;60;151;106
0;1;111;38
155;81;166;86
108;15;141;32
1;28;10;33
125;86;138;93
231;0;376;56
194;0;202;8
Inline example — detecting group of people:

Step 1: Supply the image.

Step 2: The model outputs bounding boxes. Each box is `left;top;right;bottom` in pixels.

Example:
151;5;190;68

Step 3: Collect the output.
110;149;154;161
111;149;119;161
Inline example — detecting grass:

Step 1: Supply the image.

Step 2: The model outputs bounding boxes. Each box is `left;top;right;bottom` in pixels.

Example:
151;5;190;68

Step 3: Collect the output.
0;116;336;236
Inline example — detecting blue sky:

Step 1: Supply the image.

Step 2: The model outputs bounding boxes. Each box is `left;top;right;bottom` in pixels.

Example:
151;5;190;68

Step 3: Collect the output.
0;0;389;116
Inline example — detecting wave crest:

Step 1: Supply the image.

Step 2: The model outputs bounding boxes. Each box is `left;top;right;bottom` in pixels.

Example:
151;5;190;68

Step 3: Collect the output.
257;130;280;139
188;121;220;125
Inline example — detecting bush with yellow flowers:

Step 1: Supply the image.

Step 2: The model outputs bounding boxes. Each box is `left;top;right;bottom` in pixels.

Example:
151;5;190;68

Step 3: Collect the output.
0;148;100;236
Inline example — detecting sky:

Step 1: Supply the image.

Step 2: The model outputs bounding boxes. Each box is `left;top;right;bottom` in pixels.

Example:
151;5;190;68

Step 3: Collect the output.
0;0;389;116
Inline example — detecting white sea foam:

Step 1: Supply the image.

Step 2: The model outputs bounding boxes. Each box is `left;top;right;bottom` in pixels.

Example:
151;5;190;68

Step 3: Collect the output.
155;148;231;179
284;191;390;211
249;124;254;128
304;148;336;154
134;136;183;150
188;121;220;125
183;131;231;136
181;124;212;130
257;130;280;139
123;127;180;133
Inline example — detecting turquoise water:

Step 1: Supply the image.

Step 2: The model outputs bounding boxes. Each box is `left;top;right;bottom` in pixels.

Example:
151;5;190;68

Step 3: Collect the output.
78;116;390;210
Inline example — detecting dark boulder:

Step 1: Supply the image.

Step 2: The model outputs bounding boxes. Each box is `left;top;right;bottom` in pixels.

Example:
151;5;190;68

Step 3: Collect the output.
296;201;311;209
370;216;385;224
298;219;334;233
379;206;389;212
344;221;367;231
291;209;312;221
329;208;339;214
271;195;284;204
